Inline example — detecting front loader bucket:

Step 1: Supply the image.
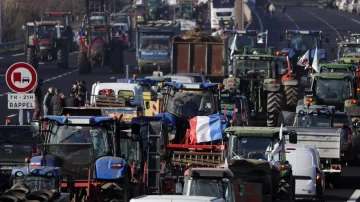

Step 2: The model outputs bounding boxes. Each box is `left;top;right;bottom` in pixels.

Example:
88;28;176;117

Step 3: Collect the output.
43;143;95;180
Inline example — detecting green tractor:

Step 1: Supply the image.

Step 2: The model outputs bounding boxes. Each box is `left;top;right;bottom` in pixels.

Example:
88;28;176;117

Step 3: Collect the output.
336;33;360;64
176;0;196;20
300;72;358;111
224;126;298;201
232;47;298;126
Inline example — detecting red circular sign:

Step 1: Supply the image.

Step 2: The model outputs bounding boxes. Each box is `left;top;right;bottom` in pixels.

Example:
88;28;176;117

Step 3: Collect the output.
5;62;38;93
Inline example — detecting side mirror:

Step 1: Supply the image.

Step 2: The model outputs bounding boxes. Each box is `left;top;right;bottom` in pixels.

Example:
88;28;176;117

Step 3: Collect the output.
288;131;297;144
30;121;41;134
22;25;26;31
279;34;284;42
325;34;330;43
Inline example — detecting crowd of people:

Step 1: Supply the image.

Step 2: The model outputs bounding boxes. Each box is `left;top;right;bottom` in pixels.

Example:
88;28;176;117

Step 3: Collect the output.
21;80;87;123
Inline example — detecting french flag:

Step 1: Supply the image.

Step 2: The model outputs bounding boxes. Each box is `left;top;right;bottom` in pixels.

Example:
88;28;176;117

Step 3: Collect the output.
189;114;225;144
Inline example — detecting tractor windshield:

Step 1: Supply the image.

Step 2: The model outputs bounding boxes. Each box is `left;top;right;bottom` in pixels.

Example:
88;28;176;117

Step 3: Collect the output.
90;16;106;25
166;90;216;118
140;37;170;50
338;45;360;58
228;35;255;51
228;136;275;160
37;25;56;39
49;125;110;157
233;60;286;77
13;176;55;191
90;29;107;41
314;78;353;100
113;15;128;24
294;114;331;127
184;178;228;199
290;35;318;51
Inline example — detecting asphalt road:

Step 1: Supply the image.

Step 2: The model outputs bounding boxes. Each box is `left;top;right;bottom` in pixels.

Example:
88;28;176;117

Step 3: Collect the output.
1;5;360;202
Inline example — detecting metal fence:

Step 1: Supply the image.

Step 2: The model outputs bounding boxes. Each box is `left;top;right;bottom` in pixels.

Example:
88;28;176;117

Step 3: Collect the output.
267;0;325;7
0;40;24;54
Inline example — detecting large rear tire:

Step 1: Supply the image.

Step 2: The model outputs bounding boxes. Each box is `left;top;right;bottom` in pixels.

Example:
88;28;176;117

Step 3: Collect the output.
57;47;68;69
26;47;38;69
285;85;298;111
267;92;284;127
278;175;295;201
78;46;91;75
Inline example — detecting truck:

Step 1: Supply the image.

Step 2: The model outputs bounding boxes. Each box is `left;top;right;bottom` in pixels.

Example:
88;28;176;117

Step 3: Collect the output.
29;116;132;201
136;21;180;73
171;30;228;82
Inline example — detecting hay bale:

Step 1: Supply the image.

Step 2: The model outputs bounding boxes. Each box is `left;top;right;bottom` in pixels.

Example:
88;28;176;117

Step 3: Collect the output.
174;26;220;42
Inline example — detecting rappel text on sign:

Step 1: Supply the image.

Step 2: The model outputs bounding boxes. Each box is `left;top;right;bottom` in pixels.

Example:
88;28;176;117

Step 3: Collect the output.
7;93;35;109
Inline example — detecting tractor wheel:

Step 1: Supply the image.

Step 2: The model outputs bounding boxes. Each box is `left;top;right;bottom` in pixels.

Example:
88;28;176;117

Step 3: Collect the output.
26;47;38;69
278;175;295;201
267;92;284;127
285;85;298;111
57;47;68;69
78;48;91;75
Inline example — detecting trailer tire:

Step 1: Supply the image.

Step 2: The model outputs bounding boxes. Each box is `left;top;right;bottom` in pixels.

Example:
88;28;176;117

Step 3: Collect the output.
0;194;20;202
26;47;38;70
285;85;298;110
3;189;26;200
78;48;91;74
57;47;68;69
267;92;284;127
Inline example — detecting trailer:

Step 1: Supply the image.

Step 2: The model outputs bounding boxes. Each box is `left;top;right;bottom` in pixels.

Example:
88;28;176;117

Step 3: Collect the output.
136;21;180;73
172;33;228;82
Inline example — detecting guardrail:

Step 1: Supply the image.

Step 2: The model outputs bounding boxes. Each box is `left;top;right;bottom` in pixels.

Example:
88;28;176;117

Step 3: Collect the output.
0;40;24;54
271;0;326;7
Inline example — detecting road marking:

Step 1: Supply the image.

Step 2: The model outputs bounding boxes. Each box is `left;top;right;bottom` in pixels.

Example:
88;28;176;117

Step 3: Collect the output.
0;57;4;60
12;53;24;57
6;114;17;118
39;62;45;65
347;189;360;202
351;18;360;24
0;69;78;97
302;8;341;37
283;12;300;29
251;9;264;32
110;77;116;79
328;9;360;24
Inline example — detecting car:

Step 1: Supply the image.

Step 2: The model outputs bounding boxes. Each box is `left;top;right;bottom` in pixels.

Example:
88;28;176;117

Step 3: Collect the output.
285;144;325;202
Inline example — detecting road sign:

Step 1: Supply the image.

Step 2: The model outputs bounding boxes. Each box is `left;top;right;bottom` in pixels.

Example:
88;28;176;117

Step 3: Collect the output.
7;93;35;109
5;62;38;93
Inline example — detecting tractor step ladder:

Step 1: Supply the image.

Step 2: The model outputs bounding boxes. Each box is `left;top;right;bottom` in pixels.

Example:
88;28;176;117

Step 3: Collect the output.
146;121;163;194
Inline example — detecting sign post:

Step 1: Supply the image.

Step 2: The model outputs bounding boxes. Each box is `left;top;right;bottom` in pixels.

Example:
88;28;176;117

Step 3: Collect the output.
5;62;38;125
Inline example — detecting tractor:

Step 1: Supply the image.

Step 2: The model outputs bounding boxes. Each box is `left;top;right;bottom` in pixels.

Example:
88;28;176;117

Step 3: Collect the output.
29;116;132;201
232;47;298;126
78;1;125;74
131;4;149;26
224;29;268;55
41;12;75;52
279;30;330;80
22;21;69;69
175;0;198;30
223;126;297;201
300;73;358;111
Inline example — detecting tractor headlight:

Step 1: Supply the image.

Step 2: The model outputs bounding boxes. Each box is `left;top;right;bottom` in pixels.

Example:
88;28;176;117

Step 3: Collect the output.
15;172;24;177
45;172;54;177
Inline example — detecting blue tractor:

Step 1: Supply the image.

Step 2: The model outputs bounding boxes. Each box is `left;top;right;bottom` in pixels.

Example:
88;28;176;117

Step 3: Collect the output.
279;30;330;80
29;116;131;201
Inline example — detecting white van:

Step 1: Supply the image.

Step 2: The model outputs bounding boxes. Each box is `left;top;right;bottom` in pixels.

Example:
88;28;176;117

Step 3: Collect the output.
130;195;225;202
285;144;325;202
172;73;206;83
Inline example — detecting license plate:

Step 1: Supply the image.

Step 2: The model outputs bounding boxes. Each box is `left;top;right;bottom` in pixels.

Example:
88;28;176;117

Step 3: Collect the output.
0;166;16;170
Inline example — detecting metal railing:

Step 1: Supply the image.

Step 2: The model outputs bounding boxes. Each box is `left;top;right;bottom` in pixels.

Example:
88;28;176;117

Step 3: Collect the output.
0;40;25;53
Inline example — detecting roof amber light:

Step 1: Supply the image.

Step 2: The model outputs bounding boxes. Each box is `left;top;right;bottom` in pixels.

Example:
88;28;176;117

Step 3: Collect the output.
357;88;360;93
285;30;288;34
5;119;10;125
133;74;137;79
319;30;323;34
350;100;357;105
25;157;31;163
218;83;223;89
306;97;313;104
66;113;70;116
280;164;285;171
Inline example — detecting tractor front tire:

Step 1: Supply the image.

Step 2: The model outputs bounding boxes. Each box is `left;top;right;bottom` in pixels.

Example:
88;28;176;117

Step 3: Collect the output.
26;47;38;69
285;85;298;111
267;92;284;127
57;47;68;69
278;175;295;201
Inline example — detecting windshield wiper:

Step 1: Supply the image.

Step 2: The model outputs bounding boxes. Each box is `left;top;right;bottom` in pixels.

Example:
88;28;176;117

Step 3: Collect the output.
60;130;81;143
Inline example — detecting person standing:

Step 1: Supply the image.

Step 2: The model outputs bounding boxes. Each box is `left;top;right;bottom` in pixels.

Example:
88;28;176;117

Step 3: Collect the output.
43;87;54;116
32;79;43;121
50;89;62;116
59;93;66;108
66;92;79;107
69;82;78;97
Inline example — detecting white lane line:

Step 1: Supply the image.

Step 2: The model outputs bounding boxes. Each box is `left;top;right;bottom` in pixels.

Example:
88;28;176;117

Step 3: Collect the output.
302;8;341;37
6;114;17;118
284;13;300;29
328;9;360;25
0;57;4;60
39;62;45;65
251;9;264;33
347;189;360;202
12;53;24;57
0;69;78;97
110;77;116;79
351;18;360;24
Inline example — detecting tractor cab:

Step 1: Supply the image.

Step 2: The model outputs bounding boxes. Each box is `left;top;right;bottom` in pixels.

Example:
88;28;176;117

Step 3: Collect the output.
176;0;196;19
293;105;335;127
132;4;148;23
88;25;110;42
319;63;357;76
304;73;357;110
34;21;61;41
89;12;108;25
280;30;330;62
224;30;266;54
